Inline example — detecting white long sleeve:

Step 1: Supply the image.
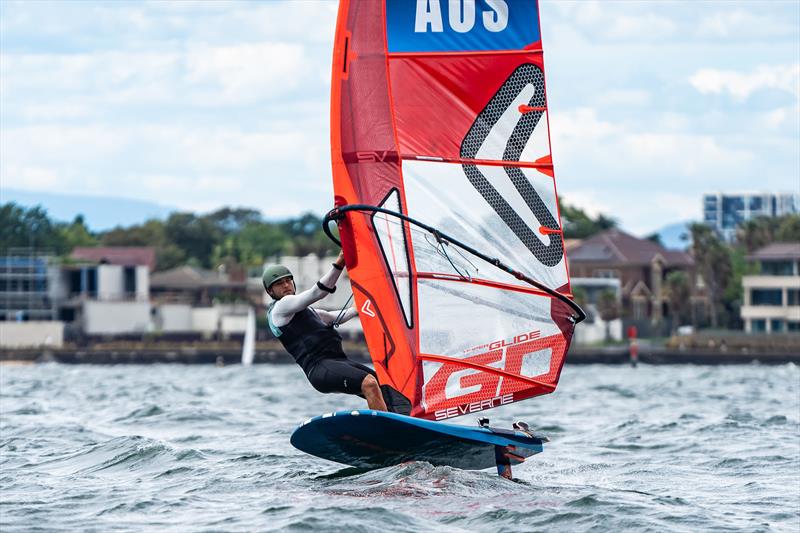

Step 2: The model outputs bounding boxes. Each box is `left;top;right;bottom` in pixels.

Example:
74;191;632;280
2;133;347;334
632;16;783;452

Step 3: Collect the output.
270;265;344;327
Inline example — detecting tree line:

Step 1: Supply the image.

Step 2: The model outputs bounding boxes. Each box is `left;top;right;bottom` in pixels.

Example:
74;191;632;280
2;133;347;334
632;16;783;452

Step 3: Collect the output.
3;200;797;331
0;205;337;272
1;200;622;272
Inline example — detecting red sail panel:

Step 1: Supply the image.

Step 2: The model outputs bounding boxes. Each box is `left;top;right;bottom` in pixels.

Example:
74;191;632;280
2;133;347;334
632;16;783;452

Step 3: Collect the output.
331;0;419;408
330;0;578;420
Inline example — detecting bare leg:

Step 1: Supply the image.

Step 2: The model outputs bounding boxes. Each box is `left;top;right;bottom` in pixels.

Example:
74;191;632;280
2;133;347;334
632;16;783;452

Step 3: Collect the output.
361;375;388;411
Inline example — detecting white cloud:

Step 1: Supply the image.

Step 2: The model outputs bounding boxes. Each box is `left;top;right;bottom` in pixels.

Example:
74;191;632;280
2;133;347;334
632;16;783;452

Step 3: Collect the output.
696;9;798;40
595;90;652;108
1;43;310;108
602;13;676;41
0;121;332;215
546;1;676;42
689;64;800;101
185;43;307;104
0;164;59;190
2;0;798;235
548;107;768;232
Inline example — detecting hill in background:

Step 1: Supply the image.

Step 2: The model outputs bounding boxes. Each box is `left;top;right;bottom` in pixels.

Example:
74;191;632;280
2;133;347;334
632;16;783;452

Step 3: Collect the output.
2;188;176;231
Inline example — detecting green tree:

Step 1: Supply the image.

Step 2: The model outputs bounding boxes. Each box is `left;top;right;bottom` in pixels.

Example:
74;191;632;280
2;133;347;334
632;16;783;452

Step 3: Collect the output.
558;200;617;239
736;214;800;252
59;215;98;250
0;203;67;254
164;213;222;268
205;207;263;233
237;221;289;264
597;288;620;341
736;217;775;253
100;219;186;270
776;214;800;242
690;223;732;328
645;232;663;246
663;271;690;332
281;212;338;257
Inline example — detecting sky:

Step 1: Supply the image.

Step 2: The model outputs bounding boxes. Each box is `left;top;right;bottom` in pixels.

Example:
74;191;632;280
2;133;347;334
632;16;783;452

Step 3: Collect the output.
1;0;798;235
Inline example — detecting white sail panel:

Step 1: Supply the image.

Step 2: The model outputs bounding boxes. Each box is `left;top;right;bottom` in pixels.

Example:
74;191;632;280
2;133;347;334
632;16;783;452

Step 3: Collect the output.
403;159;568;291
520;110;550;162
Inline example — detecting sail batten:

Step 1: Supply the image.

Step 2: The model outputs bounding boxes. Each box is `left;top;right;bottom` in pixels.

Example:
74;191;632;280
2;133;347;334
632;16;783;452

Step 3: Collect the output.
330;0;582;420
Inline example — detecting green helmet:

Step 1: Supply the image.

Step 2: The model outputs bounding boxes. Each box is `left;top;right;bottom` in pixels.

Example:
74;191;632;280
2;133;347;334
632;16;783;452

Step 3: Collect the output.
262;265;293;291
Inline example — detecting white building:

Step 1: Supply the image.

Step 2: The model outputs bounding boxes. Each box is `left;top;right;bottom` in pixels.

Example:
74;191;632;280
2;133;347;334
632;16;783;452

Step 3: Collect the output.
740;243;800;333
149;265;252;338
65;247;154;335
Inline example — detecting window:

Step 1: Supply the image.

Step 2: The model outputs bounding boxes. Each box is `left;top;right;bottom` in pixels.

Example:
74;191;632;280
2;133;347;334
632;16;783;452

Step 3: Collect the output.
770;319;784;333
751;319;766;332
788;289;800;306
788;321;800;332
124;267;137;295
761;261;794;276
751;289;782;306
633;299;649;320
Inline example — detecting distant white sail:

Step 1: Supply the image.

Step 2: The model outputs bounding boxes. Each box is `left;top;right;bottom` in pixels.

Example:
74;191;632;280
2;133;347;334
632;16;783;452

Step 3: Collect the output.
241;307;255;366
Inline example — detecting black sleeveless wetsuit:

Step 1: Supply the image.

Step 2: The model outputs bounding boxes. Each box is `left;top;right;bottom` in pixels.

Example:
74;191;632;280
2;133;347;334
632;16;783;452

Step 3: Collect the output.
268;304;376;395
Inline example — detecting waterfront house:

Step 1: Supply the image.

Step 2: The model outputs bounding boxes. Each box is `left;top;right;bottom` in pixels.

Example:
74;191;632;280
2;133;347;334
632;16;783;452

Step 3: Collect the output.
740;243;800;333
567;229;705;335
64;247;154;336
149;265;253;338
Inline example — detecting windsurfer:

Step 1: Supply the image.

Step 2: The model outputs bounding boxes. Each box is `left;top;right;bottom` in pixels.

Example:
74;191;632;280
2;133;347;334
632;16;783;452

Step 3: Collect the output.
262;253;388;411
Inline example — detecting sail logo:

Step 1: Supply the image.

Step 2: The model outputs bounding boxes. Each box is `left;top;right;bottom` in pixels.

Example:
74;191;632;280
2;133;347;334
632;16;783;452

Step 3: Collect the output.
489;329;540;350
343;150;399;164
361;299;376;318
423;333;565;418
414;0;508;33
434;393;513;420
386;0;540;53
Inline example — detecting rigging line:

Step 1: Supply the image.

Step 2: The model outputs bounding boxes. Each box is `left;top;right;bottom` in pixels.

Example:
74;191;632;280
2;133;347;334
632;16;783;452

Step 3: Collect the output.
365;214;498;276
333;293;354;328
422;233;472;281
323;204;586;323
450;241;479;274
438;240;472;281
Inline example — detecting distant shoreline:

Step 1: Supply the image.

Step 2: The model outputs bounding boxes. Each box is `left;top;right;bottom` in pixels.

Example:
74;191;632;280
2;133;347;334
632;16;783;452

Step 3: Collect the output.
1;341;797;365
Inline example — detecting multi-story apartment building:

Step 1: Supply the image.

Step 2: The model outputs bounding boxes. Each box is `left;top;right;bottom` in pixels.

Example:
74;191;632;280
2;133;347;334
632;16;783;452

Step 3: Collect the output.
741;243;800;333
0;248;60;321
703;192;799;242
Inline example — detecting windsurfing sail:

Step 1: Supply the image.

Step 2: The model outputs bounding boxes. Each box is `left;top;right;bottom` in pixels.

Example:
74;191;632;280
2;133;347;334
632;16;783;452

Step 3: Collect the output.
241;306;255;366
328;0;584;420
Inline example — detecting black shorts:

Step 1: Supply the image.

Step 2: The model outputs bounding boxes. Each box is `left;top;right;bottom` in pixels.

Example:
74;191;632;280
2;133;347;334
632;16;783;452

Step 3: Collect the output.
306;357;377;396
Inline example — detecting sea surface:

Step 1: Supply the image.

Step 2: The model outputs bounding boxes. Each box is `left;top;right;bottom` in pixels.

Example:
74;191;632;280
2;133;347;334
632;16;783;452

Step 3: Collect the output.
1;362;798;532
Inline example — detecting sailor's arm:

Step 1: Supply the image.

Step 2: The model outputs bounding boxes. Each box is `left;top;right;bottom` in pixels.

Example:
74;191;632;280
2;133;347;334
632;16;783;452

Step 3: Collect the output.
272;253;347;317
314;307;359;326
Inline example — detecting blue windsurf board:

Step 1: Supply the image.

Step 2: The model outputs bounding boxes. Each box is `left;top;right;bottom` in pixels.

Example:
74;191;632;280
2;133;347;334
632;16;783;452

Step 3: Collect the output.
290;410;546;477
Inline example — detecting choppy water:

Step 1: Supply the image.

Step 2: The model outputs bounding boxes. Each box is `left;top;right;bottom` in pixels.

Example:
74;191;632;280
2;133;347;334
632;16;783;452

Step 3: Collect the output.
1;362;798;532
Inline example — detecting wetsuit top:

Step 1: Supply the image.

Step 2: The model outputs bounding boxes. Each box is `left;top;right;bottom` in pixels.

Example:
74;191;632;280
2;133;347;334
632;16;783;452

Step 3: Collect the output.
267;264;358;374
268;305;343;373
